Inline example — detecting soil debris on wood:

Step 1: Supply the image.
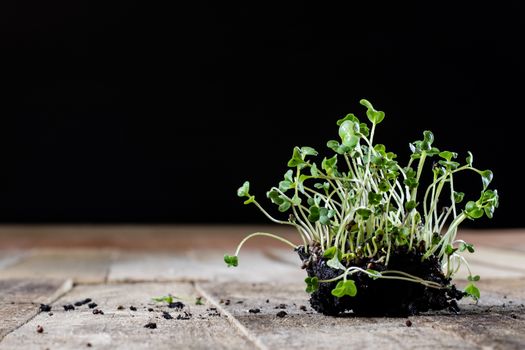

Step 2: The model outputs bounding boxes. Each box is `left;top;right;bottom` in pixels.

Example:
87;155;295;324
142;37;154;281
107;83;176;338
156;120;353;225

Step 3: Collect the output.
88;303;97;309
36;325;44;333
406;319;412;327
168;301;184;309
63;304;75;311
176;311;192;320
274;304;287;309
117;305;125;310
39;304;52;312
299;305;307;311
92;309;104;315
276;311;287;318
162;311;173;320
87;343;92;347
144;322;157;329
74;298;92;307
130;306;137;311
248;308;260;314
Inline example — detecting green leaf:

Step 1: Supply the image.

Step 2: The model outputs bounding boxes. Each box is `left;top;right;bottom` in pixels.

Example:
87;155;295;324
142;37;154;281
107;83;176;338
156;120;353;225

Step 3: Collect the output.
405;200;417;211
305;276;319;293
291;194;302;206
267;189;284;205
323;246;338;259
454;191;465;203
243;195;255;205
464;283;480;300
224;254;238;267
356;208;372;220
321;155;338;175
378;179;391;192
237;181;250;197
336;113;360;126
445;244;458;256
284;169;293;182
308;206;320;222
468;275;480;282
310;163;319;176
459;242;475;253
338;120;360;148
287;147;305;168
366;269;381;280
480;170;493;189
368;192;382;206
153;295;174;304
301;146;318;156
359;99;385;124
439;151;457;162
466;151;474;167
465;201;484;219
404;177;419;190
278;180;293;192
327;140;340;152
327;253;346;271
278;200;291;212
331;280;357;298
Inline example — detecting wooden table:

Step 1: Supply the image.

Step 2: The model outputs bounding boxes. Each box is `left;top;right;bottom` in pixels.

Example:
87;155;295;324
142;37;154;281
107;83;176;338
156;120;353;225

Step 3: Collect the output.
1;225;524;349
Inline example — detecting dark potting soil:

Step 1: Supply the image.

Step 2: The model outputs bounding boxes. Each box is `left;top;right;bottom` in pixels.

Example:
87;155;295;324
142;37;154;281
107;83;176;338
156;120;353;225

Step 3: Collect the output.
39;304;52;312
297;244;465;316
168;302;185;309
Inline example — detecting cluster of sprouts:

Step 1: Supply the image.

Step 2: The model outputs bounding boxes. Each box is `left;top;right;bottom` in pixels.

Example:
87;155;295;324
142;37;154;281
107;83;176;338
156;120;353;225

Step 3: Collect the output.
226;100;498;300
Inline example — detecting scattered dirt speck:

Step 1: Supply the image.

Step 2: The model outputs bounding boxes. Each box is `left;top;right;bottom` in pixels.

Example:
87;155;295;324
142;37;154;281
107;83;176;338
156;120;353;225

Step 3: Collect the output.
48;312;53;316
168;302;185;309
266;299;270;303
36;325;44;333
276;311;287;318
87;343;92;347
224;299;230;305
176;312;192;320
406;320;412;327
63;304;75;311
299;305;307;311
92;309;104;315
275;304;287;309
39;304;52;312
117;305;125;310
162;311;173;320
130;306;137;311
148;308;154;312
88;303;97;309
144;322;157;329
249;308;260;314
511;314;518;319
236;300;244;304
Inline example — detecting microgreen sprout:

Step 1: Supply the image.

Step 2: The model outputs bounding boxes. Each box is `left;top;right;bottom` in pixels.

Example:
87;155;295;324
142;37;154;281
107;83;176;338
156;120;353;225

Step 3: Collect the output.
225;99;498;301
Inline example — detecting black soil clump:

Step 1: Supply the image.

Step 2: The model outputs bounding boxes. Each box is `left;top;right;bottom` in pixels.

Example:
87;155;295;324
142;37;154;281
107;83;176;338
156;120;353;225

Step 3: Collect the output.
297;244;465;316
162;311;173;320
276;311;287;318
168;302;185;309
144;322;157;329
39;304;52;312
63;304;75;311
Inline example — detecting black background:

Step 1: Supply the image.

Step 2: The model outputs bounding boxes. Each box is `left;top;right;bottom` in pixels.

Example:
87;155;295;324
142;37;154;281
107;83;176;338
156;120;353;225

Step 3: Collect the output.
0;2;523;226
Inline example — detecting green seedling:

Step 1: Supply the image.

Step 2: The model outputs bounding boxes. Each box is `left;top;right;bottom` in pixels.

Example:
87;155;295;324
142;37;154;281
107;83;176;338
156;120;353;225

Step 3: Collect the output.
225;99;498;301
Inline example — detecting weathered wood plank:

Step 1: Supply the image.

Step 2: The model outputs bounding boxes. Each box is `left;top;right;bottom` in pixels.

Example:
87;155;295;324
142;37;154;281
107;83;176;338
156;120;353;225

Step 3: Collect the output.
0;251;26;270
197;281;525;350
0;282;254;350
0;279;72;304
0;250;115;284
108;250;303;283
0;304;39;340
0;279;72;341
